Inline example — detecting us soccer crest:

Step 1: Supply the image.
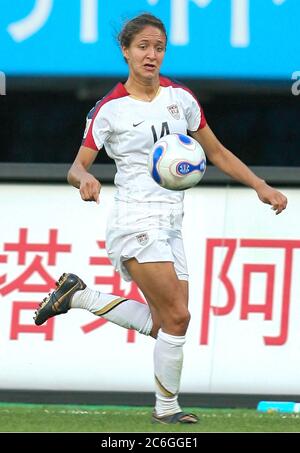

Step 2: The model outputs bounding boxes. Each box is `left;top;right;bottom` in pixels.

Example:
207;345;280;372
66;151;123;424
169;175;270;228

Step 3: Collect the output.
136;233;149;246
167;104;180;120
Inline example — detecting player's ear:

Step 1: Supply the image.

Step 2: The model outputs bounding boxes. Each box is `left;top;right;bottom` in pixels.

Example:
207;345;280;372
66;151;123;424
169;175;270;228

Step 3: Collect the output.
122;46;129;61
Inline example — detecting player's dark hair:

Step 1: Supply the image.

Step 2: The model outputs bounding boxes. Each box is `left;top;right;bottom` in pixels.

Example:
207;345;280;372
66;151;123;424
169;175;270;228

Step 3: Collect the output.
118;13;167;52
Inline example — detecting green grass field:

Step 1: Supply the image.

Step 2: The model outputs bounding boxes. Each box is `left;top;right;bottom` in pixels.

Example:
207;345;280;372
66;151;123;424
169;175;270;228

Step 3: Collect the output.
0;403;300;432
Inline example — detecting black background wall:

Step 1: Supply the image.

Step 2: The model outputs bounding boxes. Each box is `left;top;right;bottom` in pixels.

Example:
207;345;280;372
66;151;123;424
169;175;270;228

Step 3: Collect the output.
1;78;299;167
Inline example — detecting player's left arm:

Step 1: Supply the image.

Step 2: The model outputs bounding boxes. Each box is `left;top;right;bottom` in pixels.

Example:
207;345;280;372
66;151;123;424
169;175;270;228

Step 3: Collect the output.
190;124;288;215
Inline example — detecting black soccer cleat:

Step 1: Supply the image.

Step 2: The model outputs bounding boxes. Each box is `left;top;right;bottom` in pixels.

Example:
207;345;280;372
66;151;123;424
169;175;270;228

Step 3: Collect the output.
152;411;199;424
34;273;86;326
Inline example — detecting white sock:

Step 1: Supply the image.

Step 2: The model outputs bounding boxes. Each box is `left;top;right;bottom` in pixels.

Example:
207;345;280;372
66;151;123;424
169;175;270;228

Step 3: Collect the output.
154;329;185;417
71;287;153;335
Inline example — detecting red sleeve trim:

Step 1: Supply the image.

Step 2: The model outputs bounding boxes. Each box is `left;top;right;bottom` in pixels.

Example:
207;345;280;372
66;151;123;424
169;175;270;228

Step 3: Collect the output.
159;75;207;130
82;83;129;150
83;120;98;150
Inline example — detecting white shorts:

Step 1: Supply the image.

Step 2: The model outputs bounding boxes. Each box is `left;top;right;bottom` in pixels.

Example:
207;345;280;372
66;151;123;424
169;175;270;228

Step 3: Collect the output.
106;201;188;282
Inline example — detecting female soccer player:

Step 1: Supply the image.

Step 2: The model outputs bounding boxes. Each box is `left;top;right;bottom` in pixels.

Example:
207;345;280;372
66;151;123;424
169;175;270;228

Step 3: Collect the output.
34;13;287;424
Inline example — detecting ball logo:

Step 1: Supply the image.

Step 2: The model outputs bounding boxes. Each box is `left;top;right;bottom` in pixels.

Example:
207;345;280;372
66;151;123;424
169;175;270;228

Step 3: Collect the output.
176;160;206;177
177;162;191;175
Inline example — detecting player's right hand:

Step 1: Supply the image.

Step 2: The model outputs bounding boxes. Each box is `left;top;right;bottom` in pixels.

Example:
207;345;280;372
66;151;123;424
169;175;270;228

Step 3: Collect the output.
79;173;101;204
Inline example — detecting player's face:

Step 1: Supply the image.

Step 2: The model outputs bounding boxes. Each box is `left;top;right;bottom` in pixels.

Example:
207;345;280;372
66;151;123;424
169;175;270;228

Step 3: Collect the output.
122;26;166;82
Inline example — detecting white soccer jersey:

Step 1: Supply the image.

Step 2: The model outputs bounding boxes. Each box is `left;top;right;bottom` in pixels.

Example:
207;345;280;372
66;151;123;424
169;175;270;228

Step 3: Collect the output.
83;76;206;204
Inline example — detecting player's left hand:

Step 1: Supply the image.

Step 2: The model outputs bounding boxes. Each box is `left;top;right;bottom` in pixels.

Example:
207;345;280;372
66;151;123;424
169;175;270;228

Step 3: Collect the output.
255;182;288;215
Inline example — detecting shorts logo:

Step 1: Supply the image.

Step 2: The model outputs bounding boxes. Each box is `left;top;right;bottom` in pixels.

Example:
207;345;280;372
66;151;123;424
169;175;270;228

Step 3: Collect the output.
136;233;149;246
167;104;180;120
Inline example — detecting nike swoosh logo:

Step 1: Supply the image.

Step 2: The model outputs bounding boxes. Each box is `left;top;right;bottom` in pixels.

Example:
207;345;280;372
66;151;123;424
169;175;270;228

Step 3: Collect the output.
52;282;80;312
133;121;145;127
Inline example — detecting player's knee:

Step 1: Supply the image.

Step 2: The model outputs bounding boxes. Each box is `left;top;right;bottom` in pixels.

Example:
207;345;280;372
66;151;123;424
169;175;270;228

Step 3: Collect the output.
171;307;190;330
163;305;190;333
153;284;190;333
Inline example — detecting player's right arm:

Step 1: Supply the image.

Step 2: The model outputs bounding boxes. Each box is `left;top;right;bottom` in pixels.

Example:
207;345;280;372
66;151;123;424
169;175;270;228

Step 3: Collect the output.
69;95;112;204
67;145;101;204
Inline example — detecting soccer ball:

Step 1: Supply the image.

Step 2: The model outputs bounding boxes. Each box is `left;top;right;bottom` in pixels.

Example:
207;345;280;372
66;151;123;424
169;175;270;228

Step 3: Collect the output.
148;133;206;190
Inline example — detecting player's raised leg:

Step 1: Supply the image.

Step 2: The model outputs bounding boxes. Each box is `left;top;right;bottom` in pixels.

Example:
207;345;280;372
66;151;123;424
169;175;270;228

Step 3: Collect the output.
34;272;154;337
